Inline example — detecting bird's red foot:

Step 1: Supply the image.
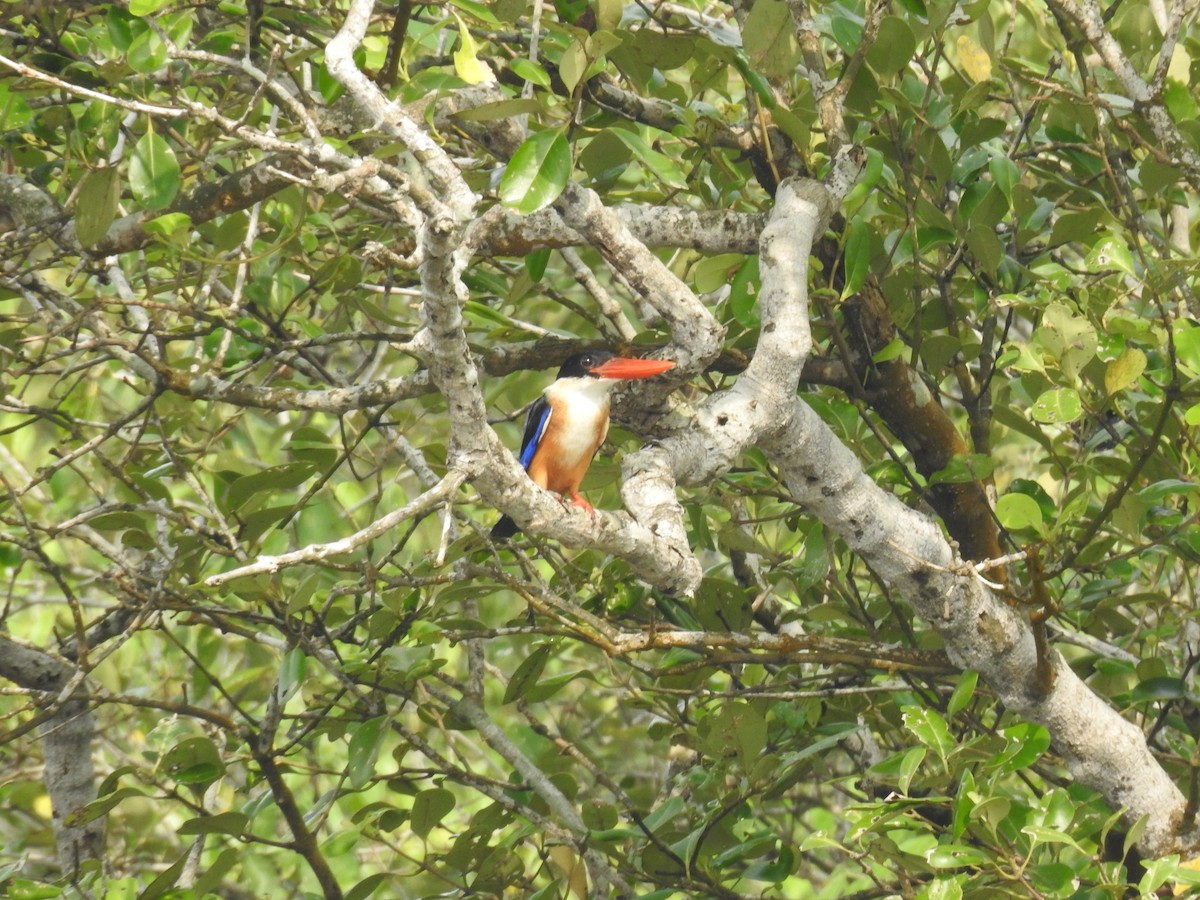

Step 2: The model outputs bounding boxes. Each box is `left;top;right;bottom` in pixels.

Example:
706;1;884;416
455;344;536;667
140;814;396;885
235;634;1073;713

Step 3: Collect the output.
568;492;595;516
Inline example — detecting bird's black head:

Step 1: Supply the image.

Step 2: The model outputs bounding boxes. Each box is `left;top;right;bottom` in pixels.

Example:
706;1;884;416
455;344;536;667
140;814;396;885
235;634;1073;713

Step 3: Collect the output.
557;350;615;379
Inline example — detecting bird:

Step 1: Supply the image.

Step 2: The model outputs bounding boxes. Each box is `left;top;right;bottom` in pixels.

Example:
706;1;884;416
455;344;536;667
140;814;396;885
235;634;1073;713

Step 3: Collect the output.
491;350;676;539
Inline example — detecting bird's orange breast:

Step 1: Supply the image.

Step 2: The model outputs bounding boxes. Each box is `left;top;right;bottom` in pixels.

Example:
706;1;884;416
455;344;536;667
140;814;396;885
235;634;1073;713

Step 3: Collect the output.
526;382;611;497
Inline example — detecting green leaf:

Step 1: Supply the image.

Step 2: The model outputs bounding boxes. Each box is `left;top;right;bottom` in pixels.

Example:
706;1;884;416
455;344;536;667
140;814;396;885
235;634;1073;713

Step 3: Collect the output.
1049;210;1101;246
510;58;551;87
452;98;541;122
842;218;871;298
65;787;146;827
1037;302;1096;381
702;701;768;768
988;155;1019;199
348;717;386;789
897;745;926;794
902;707;954;766
503;643;553;704
346;873;390;900
995;492;1045;534
448;0;502;25
140;851;188;900
927;453;995;486
966;225;1002;273
159;736;224;785
129;0;174;14
694;253;744;295
525;248;551;281
411;787;456;839
610;129;688;189
866;17;917;77
1086;234;1135;276
177;812;249;835
742;0;800;77
922;877;964;900
744;844;795;882
129;131;180;210
499;129;571;214
192;848;240;897
0;81;32;130
927;843;993;868
871;338;905;363
643;795;685;832
1131;676;1187;703
993;722;1051;772
1138;855;1180;895
946;670;978;717
1029;387;1083;424
127;26;168;73
225;462;318;510
728;255;761;328
274;648;304;705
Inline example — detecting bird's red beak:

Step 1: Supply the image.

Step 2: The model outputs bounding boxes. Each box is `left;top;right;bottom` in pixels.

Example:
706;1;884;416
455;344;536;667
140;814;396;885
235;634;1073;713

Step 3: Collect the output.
588;357;676;380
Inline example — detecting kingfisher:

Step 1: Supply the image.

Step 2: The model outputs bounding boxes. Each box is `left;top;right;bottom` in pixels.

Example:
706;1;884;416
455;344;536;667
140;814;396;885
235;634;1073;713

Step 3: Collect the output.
491;350;676;539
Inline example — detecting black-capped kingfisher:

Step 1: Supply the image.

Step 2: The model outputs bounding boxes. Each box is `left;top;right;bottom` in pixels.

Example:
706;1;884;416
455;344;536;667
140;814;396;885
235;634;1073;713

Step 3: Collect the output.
491;350;676;539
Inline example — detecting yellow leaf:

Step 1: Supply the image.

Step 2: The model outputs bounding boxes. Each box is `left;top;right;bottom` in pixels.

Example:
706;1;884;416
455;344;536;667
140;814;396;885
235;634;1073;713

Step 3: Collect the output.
548;845;588;900
453;15;494;85
1169;46;1191;83
957;34;992;82
1105;348;1146;395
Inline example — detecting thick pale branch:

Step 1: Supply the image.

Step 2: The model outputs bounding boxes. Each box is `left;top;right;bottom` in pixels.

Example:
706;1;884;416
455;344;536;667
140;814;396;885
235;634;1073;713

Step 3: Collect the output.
0;638;103;876
465;205;764;258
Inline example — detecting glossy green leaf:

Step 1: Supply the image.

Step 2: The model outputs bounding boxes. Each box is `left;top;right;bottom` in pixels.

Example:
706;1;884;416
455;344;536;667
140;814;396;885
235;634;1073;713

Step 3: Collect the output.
946;670;978;718
1086;234;1135;276
1030;387;1083;424
510;57;551;87
988;155;1019;199
993;722;1051;772
995;492;1044;534
897;745;926;794
129;131;180;210
159;736;224;785
843;218;871;298
1131;676;1187;703
127;26;167;72
499;129;571;213
902;707;953;765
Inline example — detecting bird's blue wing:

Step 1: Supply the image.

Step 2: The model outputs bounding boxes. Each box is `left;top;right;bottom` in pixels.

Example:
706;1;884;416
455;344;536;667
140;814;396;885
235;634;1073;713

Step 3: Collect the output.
518;396;551;470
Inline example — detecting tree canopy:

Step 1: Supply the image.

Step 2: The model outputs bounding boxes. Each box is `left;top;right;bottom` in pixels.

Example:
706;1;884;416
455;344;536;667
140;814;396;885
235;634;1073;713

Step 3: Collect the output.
3;0;1200;897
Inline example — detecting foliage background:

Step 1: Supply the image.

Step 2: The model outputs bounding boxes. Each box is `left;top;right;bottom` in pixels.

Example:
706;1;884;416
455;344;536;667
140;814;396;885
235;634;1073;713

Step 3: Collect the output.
2;0;1200;897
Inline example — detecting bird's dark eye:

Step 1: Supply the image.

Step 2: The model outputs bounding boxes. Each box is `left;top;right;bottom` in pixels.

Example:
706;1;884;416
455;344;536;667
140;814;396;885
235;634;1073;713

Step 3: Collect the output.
580;354;595;368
